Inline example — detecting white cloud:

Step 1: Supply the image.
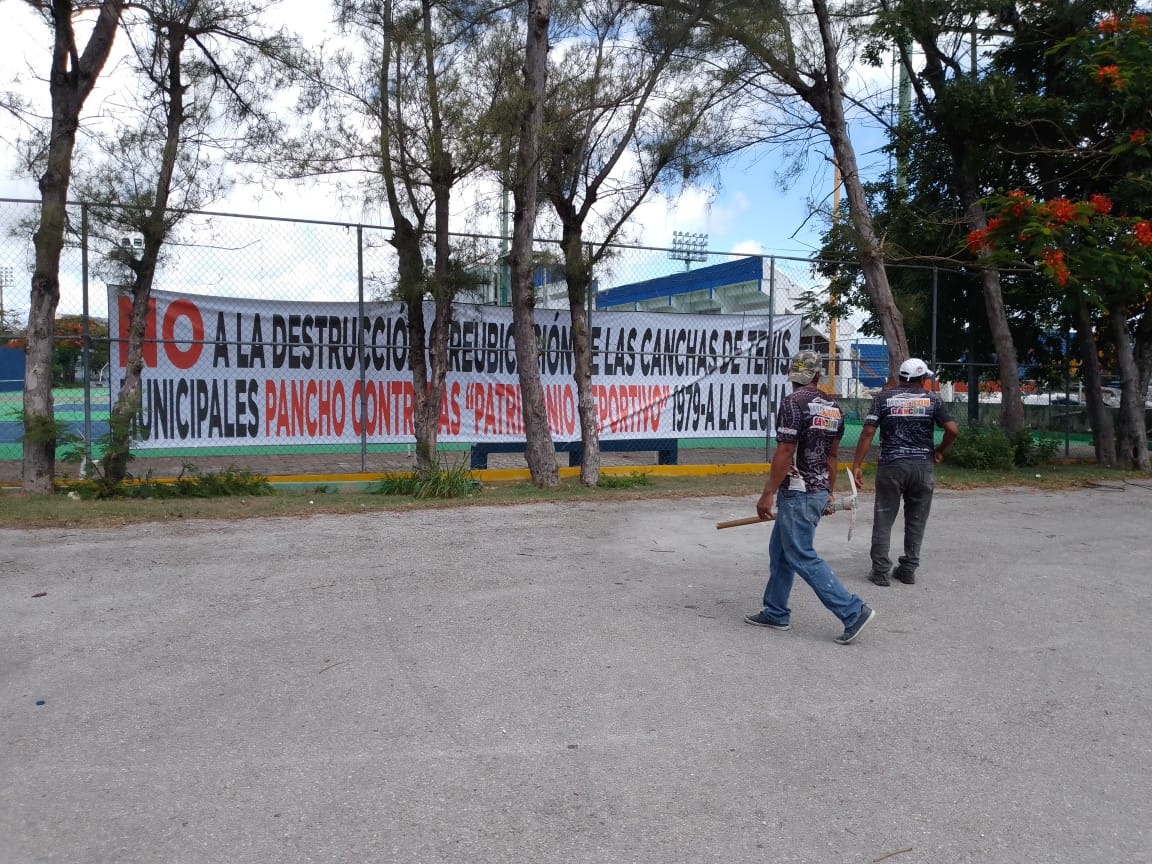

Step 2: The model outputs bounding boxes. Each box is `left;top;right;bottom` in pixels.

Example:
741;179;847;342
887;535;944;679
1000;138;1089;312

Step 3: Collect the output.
1;0;903;315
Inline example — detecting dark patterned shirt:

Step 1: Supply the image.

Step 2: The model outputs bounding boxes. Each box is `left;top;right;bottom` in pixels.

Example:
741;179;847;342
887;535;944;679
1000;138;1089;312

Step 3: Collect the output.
865;384;953;465
776;386;845;493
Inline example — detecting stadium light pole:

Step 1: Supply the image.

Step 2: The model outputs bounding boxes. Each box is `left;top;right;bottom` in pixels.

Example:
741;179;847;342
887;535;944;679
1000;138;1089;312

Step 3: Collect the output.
0;265;12;327
669;231;708;271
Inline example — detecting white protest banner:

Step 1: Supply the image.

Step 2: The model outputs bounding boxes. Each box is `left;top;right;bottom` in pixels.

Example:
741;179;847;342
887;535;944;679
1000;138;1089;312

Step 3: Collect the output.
108;290;801;449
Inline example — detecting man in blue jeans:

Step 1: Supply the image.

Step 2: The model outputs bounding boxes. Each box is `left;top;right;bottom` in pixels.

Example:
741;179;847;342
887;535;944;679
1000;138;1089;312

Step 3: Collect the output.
744;349;875;645
851;358;960;587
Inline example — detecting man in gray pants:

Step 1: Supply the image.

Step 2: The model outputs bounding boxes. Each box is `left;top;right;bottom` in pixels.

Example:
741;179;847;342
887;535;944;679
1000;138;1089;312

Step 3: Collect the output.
851;359;960;586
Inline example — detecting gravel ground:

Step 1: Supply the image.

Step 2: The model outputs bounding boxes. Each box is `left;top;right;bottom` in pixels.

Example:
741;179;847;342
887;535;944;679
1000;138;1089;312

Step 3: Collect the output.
2;482;1150;863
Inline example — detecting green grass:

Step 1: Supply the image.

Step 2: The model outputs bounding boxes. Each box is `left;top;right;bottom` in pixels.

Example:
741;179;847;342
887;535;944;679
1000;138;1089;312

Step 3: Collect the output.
596;470;654;489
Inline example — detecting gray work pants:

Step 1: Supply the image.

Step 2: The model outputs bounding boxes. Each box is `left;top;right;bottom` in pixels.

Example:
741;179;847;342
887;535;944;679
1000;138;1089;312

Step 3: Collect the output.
870;459;935;578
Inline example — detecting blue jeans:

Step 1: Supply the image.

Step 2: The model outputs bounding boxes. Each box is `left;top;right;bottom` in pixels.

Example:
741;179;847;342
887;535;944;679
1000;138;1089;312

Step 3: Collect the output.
761;488;864;625
870;459;935;578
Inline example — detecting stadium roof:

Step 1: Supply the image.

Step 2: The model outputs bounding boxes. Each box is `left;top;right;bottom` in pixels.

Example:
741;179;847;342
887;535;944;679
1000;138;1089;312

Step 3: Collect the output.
596;256;812;317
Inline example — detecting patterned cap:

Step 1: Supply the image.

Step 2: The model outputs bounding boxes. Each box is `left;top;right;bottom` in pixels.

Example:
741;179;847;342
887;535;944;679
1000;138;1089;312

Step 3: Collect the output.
788;349;822;385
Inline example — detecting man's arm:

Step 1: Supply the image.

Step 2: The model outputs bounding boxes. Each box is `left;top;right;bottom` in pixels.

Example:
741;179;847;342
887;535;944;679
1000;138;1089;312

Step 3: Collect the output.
852;424;877;488
756;441;796;521
934;420;960;463
825;439;841;514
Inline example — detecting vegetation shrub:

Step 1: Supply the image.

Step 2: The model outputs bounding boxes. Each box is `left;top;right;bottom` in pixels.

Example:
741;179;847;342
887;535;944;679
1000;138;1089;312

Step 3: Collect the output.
368;460;480;499
70;464;273;500
949;425;1061;470
1012;430;1061;467
598;471;653;489
948;425;1015;470
167;465;274;498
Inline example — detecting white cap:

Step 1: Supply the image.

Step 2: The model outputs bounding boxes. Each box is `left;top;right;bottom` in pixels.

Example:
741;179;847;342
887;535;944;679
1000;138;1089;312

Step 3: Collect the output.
898;358;933;380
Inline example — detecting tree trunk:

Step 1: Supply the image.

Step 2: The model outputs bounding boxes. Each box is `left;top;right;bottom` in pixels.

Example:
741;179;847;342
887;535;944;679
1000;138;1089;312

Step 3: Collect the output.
417;0;454;477
509;0;557;487
103;278;153;482
106;22;188;484
958;194;1024;436
23;0;125;493
407;307;439;473
23;261;64;493
394;223;436;475
1133;296;1152;406
893;11;1024;433
407;294;438;475
560;228;600;486
979;268;1024;435
1109;305;1151;472
423;289;454;472
833;136;908;378
808;0;907;378
509;276;556;484
1074;298;1115;468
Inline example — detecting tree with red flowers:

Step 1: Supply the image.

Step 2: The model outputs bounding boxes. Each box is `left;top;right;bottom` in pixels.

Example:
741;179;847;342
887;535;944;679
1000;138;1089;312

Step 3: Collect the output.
977;11;1152;472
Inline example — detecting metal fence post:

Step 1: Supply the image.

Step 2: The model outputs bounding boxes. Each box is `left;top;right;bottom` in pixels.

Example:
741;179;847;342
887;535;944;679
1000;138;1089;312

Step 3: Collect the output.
1064;326;1072;457
81;202;93;470
967;285;980;425
357;224;367;473
931;266;938;371
765;255;776;463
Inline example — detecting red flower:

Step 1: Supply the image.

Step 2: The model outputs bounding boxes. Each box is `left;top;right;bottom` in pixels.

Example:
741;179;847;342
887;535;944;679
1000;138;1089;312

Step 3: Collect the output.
1043;198;1076;224
1131;129;1147;145
1096;65;1125;88
1089;194;1113;214
966;227;997;254
1097;15;1121;33
1042;248;1070;286
1007;188;1033;217
986;217;1003;232
1134;222;1152;248
1132;15;1149;32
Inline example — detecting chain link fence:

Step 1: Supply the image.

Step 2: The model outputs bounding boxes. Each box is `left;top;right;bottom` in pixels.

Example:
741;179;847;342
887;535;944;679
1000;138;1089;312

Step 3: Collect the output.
1;199;809;478
0;197;1111;480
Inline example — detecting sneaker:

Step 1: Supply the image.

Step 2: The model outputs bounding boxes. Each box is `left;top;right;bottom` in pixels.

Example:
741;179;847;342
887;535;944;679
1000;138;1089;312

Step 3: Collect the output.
892;568;916;585
868;570;890;587
835;605;876;645
744;610;791;631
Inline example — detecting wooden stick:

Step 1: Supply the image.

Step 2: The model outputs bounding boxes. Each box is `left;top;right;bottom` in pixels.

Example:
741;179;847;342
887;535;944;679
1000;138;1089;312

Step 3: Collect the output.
715;515;769;529
872;848;913;863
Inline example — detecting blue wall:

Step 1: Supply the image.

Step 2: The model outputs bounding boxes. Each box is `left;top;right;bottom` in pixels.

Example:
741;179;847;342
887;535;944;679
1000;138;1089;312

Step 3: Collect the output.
0;347;23;396
0;345;23;392
854;342;889;388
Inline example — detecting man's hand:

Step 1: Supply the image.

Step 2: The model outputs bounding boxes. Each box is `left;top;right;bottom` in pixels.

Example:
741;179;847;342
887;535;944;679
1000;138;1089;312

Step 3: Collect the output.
852;465;865;489
756;491;776;521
